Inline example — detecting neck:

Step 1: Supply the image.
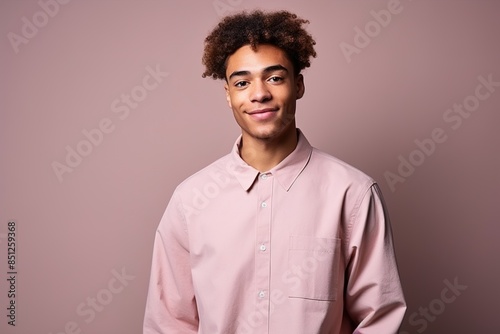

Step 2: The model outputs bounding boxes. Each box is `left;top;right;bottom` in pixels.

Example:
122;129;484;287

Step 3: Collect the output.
239;127;298;172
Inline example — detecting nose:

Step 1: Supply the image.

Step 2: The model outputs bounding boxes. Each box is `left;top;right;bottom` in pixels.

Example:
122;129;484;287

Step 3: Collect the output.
250;80;271;103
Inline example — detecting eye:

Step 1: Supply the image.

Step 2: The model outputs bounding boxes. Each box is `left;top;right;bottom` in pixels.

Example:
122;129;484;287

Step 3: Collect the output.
234;80;248;88
268;76;283;83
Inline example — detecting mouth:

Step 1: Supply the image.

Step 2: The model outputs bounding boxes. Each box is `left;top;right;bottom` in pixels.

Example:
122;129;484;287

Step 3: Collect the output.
246;108;278;121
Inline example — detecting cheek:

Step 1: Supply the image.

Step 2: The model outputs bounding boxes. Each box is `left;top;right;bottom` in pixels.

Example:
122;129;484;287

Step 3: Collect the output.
229;93;246;110
279;92;296;109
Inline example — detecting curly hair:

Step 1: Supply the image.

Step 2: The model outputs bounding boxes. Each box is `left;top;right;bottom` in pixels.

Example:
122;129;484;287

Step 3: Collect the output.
202;10;317;80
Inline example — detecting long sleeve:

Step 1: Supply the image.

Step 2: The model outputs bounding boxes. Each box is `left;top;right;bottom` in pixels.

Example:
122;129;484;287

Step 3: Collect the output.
143;132;406;333
143;192;199;334
343;183;406;333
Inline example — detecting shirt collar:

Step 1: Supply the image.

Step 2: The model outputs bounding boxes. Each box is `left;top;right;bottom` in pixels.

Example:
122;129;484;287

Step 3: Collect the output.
229;129;313;192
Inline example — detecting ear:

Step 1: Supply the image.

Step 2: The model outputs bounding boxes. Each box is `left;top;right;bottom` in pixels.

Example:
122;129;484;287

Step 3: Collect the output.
224;83;232;108
295;74;305;100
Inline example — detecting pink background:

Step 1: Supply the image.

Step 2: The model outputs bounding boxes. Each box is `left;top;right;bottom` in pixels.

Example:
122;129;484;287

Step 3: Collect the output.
1;0;499;333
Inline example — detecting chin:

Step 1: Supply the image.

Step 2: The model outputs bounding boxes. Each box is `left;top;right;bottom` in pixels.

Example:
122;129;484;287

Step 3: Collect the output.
250;127;284;141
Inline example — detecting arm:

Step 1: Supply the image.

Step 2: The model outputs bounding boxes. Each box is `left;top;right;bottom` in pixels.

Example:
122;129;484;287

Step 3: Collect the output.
143;192;199;334
344;183;406;333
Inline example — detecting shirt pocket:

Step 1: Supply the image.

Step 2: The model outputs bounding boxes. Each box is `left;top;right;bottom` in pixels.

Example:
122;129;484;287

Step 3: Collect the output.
287;236;340;301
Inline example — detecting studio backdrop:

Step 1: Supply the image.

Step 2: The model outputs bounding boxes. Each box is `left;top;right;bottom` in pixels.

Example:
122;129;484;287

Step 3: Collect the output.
1;0;499;333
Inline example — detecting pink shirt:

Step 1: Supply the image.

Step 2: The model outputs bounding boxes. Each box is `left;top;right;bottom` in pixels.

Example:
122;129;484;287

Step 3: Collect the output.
144;130;406;333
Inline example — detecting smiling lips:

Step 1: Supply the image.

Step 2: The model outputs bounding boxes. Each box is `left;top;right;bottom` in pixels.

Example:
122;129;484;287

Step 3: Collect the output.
246;108;278;121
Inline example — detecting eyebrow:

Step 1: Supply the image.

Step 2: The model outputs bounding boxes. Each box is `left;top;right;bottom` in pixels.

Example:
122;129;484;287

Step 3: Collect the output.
228;64;289;81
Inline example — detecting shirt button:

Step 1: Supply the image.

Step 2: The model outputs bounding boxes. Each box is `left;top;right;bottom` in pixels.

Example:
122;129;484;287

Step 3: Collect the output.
258;291;266;298
259;244;266;251
260;174;268;180
261;202;267;208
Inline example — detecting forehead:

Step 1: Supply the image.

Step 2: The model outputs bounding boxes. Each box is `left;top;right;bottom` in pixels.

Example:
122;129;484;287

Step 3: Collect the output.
225;44;293;75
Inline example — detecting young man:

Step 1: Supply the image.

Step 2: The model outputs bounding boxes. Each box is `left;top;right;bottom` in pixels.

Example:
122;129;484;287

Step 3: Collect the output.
144;10;406;334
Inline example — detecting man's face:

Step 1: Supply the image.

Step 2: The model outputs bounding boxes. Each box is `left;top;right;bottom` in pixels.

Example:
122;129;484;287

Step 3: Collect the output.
224;44;305;143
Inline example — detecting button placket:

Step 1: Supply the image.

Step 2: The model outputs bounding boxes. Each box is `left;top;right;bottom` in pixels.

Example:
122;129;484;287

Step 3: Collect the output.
255;172;273;329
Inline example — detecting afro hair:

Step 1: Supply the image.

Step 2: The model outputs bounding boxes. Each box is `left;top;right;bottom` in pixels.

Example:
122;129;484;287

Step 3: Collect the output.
202;10;317;80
